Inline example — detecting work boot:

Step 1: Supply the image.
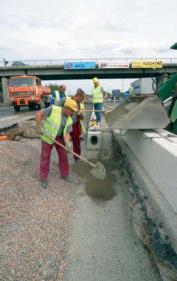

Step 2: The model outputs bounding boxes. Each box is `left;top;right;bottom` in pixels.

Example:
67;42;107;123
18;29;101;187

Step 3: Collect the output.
40;178;48;189
74;158;80;162
61;176;72;183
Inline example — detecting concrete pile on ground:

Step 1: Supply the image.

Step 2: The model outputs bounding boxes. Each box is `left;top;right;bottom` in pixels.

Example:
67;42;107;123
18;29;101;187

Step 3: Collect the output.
0;139;77;281
17;120;41;138
0;121;40;141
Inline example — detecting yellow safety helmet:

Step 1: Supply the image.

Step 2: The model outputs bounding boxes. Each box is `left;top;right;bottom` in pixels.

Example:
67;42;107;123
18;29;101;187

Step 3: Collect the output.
93;77;99;83
64;97;78;111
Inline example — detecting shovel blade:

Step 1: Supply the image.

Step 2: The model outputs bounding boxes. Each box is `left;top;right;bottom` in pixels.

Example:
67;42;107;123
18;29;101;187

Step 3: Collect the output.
90;161;106;180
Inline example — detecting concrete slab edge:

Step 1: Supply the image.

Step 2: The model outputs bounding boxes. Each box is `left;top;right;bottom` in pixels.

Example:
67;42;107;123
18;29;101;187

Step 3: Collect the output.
113;133;177;280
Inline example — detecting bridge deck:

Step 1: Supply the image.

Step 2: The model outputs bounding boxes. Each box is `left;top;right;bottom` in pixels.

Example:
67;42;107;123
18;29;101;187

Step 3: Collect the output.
0;63;177;79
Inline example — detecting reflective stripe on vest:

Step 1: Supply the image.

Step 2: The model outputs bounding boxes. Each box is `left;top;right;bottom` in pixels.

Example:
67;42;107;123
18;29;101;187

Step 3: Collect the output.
80;120;85;134
78;102;85;133
54;91;60;103
80;102;84;109
41;106;73;144
92;85;103;103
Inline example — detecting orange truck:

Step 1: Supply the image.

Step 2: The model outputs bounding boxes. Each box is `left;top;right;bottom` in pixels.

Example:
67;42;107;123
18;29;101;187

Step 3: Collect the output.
8;75;51;111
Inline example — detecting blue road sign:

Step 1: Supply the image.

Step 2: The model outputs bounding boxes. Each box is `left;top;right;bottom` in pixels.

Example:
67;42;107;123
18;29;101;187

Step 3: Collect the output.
64;61;96;70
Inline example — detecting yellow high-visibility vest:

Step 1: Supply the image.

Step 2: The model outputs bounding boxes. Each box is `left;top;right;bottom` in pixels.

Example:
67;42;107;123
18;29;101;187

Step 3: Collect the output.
92;85;103;103
79;102;85;133
54;91;60;103
41;106;73;144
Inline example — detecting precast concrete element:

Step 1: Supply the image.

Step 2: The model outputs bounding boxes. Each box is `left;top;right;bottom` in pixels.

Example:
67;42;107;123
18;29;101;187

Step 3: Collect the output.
85;127;113;161
113;128;177;252
86;113;113;160
1;77;9;104
87;130;102;150
83;101;93;131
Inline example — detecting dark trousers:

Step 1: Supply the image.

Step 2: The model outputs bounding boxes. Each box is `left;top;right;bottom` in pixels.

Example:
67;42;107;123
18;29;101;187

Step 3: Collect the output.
40;136;69;179
93;103;103;122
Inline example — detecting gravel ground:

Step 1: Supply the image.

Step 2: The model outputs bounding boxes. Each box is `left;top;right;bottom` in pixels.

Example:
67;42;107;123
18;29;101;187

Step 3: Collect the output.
0;139;78;281
0;133;161;281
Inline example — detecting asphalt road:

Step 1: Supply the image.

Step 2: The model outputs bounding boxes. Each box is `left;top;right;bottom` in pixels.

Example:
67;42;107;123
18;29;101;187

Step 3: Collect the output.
0;105;35;130
0;100;120;131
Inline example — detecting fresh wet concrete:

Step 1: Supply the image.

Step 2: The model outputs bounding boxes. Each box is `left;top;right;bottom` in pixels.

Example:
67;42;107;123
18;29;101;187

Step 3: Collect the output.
72;159;117;200
64;161;161;281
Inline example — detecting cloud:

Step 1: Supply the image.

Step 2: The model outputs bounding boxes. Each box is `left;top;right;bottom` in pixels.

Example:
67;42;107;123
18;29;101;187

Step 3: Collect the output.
0;0;176;61
80;41;119;53
72;15;133;33
0;14;69;30
0;16;19;29
0;41;9;51
119;43;173;58
151;44;170;54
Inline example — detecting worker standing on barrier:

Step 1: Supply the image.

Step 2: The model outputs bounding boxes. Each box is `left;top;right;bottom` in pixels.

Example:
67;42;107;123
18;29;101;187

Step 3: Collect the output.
50;84;67;105
56;89;86;161
92;77;106;125
35;98;78;189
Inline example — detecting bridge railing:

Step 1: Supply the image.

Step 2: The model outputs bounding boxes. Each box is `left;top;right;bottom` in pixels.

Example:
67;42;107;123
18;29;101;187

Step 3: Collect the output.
1;57;177;67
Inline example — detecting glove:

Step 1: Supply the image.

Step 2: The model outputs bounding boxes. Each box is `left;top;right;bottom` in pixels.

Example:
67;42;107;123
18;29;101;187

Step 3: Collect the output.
65;142;72;152
35;125;42;135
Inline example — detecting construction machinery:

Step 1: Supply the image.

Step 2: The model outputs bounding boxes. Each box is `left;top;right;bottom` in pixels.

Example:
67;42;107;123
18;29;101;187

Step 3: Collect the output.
8;75;51;111
111;89;121;100
157;73;177;134
105;74;177;133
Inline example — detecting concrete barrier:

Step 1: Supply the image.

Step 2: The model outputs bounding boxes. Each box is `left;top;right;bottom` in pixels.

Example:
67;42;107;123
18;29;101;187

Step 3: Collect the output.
114;128;177;251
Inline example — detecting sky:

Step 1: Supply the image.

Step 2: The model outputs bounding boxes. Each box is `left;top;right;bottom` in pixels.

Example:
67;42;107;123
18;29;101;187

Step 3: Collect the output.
0;0;177;93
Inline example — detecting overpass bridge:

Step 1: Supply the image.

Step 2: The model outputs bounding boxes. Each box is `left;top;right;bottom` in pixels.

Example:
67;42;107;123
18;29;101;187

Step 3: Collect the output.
0;58;177;80
1;58;177;103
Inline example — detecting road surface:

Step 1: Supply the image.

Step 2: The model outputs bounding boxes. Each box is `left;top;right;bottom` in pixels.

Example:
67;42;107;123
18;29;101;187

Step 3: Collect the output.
0;105;35;130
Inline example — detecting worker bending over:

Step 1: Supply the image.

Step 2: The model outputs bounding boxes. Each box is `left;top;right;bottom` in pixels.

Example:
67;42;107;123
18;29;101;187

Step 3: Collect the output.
35;98;78;189
92;77;106;125
50;84;67;105
57;89;86;161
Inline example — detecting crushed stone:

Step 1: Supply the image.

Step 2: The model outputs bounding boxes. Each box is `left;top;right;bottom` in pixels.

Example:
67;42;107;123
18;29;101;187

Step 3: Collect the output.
0;139;78;281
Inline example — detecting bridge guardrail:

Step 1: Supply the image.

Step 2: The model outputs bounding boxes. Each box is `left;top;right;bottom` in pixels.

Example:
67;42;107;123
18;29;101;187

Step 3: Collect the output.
1;57;177;67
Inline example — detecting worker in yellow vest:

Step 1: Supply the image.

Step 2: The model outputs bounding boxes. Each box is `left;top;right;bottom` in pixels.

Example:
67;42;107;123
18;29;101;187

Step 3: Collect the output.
92;77;107;125
35;98;78;189
56;89;86;161
50;84;67;105
70;89;85;161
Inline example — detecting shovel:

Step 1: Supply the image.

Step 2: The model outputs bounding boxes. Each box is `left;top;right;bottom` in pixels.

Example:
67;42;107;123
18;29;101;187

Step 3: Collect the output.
53;139;106;180
80;109;105;112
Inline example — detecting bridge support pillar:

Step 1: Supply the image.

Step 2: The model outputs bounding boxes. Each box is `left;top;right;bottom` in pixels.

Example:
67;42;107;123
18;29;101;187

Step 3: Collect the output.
1;77;9;104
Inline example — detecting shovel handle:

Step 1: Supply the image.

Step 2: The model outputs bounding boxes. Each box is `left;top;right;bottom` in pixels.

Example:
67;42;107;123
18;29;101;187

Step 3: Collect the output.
53;139;96;169
80;109;105;112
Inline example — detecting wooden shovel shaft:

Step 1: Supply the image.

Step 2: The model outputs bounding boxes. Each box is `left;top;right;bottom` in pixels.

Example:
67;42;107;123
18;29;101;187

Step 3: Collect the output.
79;109;105;112
53;139;96;169
40;132;97;169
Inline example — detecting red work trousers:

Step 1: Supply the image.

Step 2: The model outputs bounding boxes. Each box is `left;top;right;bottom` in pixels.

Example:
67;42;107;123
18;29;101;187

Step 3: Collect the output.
40;136;69;179
71;121;81;161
